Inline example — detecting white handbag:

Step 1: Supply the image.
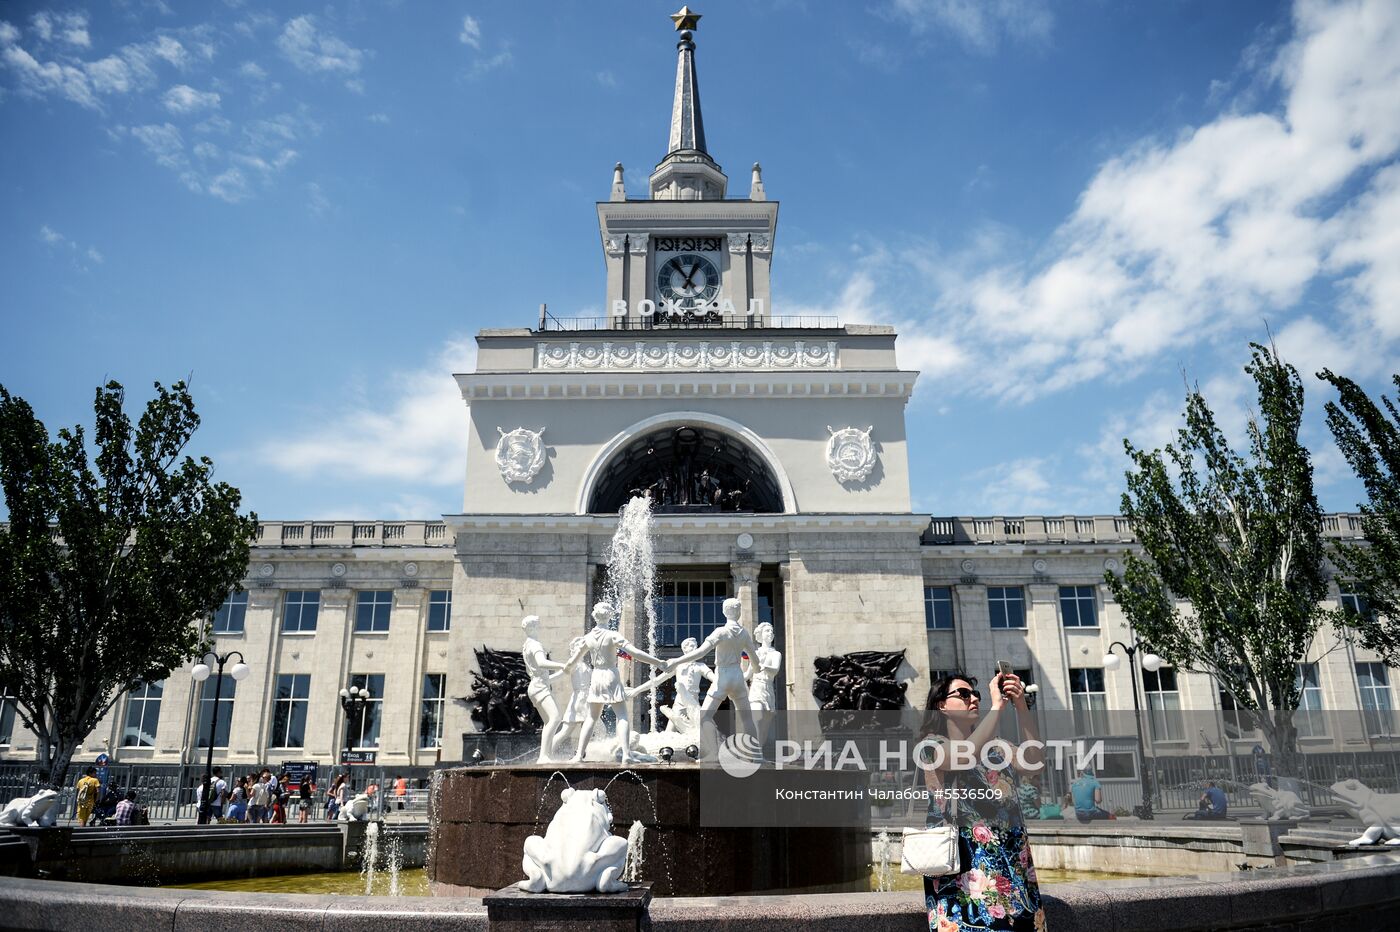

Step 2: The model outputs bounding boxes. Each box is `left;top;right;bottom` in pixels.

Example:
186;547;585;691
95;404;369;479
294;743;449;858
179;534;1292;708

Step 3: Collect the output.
899;825;961;876
900;787;961;877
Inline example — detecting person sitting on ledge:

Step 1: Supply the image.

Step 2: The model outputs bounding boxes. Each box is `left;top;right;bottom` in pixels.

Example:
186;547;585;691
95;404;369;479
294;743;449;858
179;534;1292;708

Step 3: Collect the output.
115;790;140;826
1071;767;1112;822
1184;780;1229;820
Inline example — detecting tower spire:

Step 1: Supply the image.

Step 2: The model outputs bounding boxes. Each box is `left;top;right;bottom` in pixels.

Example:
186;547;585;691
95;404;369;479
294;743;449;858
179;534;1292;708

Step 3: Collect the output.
651;7;726;200
667;8;707;157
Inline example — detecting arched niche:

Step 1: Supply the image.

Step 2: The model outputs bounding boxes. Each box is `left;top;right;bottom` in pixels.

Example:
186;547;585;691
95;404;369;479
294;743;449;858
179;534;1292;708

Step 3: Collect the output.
579;413;795;515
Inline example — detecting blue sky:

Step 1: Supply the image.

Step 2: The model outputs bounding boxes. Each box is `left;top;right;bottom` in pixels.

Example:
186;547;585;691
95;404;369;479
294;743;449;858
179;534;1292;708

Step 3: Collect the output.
1;0;1396;520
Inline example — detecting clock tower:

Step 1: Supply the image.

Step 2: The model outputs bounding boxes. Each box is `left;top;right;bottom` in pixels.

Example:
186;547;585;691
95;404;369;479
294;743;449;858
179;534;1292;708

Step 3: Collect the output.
597;7;778;327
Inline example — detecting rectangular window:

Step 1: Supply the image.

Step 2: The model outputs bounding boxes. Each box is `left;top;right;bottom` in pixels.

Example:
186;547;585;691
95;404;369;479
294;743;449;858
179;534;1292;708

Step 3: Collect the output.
282;591;320;633
1059;585;1098;628
987;587;1026;629
0;684;18;747
271;674;310;748
427;590;452;632
924;586;954;630
355;591;393;633
1358;662;1395;738
195;675;236;749
1069;667;1107;736
1340;587;1374;620
1294;663;1326;737
1142;667;1184;741
420;673;446;749
212;591;248;635
349;673;385;748
121;680;164;747
658;579;729;646
1218;673;1259;739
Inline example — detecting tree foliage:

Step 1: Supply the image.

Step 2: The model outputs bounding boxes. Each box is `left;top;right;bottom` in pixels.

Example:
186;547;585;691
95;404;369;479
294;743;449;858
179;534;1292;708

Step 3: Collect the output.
0;381;257;785
1318;370;1400;664
1104;344;1334;772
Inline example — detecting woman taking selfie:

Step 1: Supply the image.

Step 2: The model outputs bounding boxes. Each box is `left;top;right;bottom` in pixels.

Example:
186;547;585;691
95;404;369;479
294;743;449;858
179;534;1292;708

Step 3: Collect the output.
920;670;1046;932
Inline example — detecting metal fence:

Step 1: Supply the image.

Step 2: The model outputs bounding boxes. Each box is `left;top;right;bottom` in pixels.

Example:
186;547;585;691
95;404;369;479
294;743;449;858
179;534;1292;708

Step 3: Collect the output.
0;763;436;824
1150;750;1400;810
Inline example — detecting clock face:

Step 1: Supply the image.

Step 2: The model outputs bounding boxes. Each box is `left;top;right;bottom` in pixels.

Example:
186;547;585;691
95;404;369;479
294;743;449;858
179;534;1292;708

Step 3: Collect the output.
655;253;720;309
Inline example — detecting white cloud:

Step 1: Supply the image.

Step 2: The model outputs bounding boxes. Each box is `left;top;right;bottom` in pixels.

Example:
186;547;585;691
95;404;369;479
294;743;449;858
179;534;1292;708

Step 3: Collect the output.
1;39;99;109
162;83;220;114
208;167;251;203
888;0;1053;53
367;111;389;124
459;15;481;48
596;70;617;88
848;0;1400;406
130;122;186;170
238;61;266;80
305;181;330;216
963;457;1061;515
85;55;133;93
468;46;512;78
32;12;90;48
277;15;364;77
38;224;103;271
260;338;477;485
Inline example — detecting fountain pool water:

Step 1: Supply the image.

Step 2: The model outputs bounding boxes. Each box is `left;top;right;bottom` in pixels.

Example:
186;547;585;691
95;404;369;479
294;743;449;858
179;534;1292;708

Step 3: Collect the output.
174;865;1127;896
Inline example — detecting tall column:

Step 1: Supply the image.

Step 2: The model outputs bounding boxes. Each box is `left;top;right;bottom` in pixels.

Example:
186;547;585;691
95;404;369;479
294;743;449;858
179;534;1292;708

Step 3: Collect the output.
730;559;762;631
778;562;793;712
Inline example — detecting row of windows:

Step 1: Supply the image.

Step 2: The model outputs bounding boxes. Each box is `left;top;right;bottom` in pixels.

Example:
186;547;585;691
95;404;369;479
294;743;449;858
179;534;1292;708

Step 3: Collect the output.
924;585;1372;631
213;590;452;636
925;585;1091;630
120;673;448;751
1064;662;1397;741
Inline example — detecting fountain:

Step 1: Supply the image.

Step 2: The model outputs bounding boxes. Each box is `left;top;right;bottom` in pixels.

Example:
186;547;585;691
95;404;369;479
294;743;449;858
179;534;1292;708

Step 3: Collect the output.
427;493;871;897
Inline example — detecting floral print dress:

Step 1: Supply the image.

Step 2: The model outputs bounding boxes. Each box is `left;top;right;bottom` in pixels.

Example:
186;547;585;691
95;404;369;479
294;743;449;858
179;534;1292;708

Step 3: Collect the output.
924;750;1046;932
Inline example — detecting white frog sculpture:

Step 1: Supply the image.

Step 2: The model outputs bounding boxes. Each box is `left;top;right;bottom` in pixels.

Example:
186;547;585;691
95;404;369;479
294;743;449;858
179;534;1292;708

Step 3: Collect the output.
338;793;372;823
1330;779;1400;846
0;789;62;828
1249;782;1310;821
519;787;629;894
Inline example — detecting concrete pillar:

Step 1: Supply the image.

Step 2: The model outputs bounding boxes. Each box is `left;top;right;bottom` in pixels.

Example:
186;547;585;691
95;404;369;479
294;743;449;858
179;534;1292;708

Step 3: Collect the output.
953;583;992;679
730;559;762;632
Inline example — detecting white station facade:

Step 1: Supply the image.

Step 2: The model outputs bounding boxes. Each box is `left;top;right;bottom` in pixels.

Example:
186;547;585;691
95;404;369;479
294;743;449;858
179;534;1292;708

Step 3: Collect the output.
2;13;1394;802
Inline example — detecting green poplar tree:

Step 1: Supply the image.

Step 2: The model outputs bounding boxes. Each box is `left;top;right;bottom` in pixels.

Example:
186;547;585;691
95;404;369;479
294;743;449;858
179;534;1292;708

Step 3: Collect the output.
1317;370;1400;662
1105;344;1335;777
0;381;257;786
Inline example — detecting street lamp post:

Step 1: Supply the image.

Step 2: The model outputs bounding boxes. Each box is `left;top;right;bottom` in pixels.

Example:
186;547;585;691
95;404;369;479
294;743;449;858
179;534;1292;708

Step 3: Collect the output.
190;651;250;824
1103;639;1163;820
339;684;370;763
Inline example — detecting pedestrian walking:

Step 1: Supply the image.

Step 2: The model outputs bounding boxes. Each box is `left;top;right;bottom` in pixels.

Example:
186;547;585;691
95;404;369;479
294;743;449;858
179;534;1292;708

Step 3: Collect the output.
298;777;312;823
75;766;100;826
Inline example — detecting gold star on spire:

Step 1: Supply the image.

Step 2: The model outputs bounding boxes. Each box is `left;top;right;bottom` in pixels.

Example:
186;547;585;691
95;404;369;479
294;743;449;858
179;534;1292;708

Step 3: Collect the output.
670;6;701;32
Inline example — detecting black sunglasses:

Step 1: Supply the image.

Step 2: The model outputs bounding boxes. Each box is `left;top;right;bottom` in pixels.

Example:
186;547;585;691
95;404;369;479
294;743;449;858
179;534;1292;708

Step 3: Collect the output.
946;687;981;702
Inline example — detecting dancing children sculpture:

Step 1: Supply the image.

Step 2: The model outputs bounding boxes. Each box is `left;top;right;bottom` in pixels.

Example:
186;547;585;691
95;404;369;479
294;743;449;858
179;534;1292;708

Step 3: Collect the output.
564;601;667;763
744;621;782;745
560;635;592;725
628;635;715;735
666;597;762;760
521;615;568;762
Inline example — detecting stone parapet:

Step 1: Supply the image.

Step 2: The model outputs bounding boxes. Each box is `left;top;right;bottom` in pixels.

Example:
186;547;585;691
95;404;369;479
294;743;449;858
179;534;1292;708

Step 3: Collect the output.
2;854;1400;929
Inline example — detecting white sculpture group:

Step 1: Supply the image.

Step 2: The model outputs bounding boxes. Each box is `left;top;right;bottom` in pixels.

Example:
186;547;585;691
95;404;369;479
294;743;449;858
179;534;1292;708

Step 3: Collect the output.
521;596;781;765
